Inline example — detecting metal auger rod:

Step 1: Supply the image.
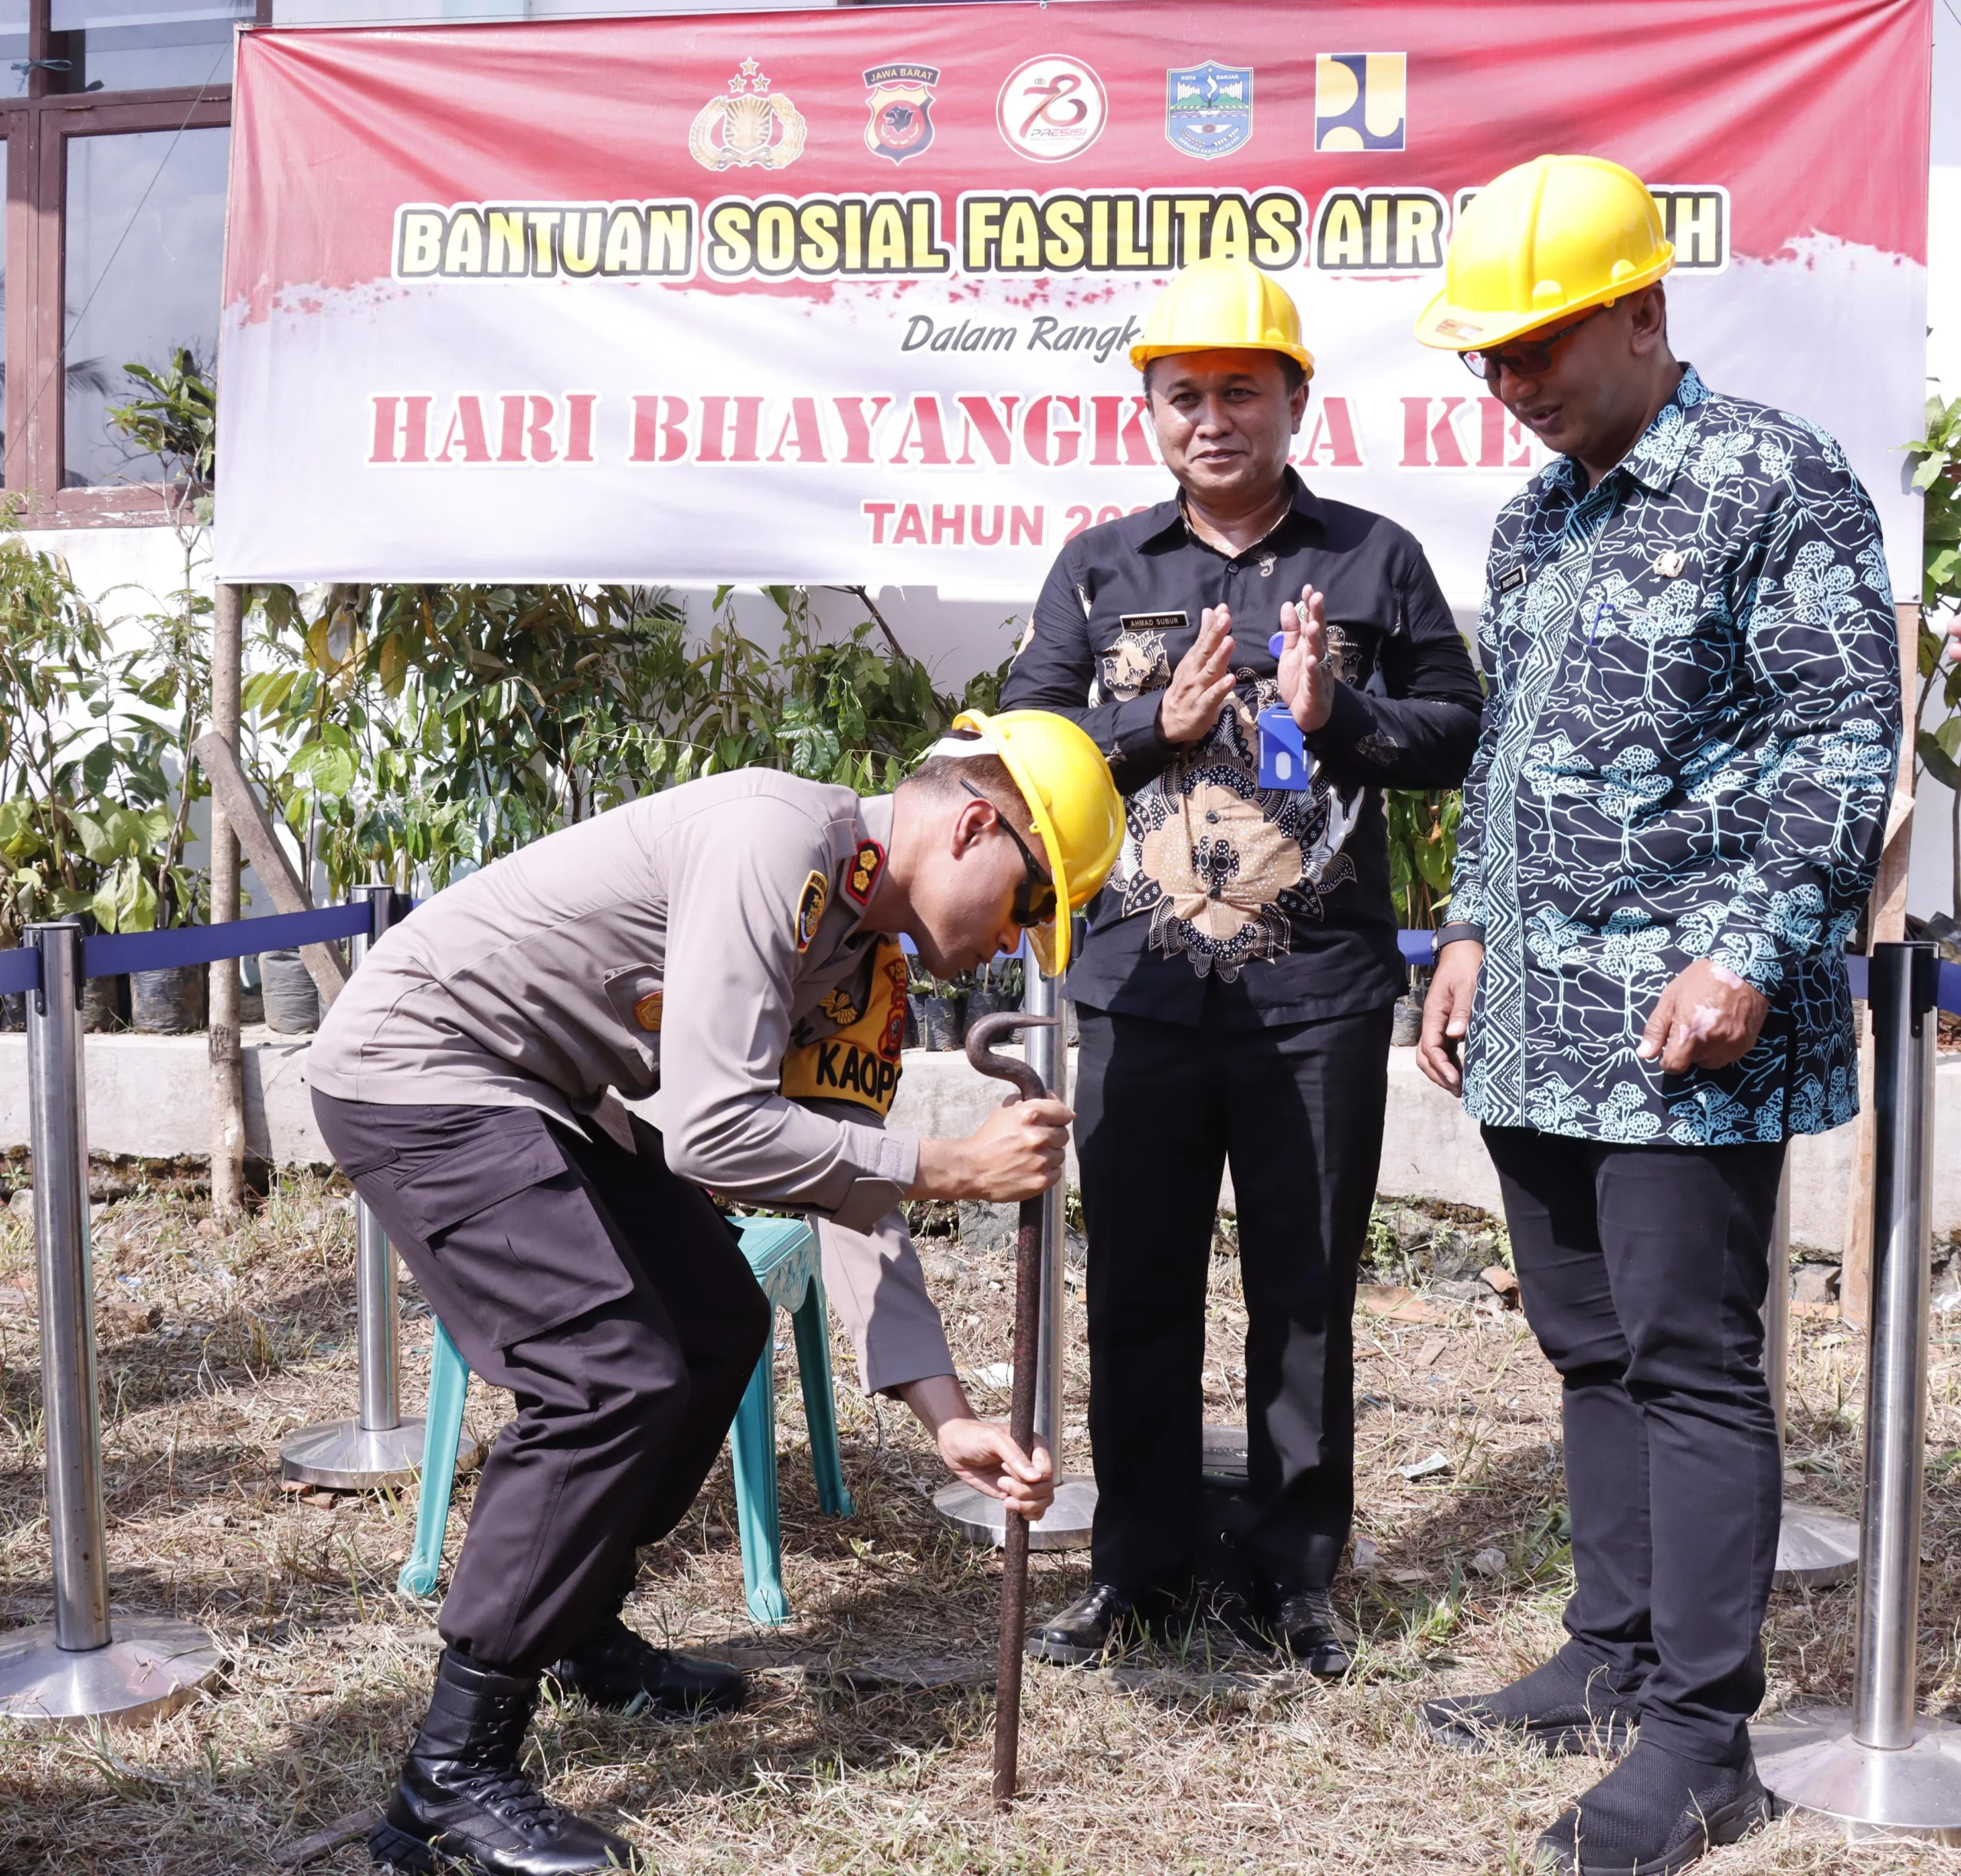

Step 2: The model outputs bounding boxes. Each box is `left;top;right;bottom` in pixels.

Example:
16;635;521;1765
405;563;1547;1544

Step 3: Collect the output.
964;1008;1055;1811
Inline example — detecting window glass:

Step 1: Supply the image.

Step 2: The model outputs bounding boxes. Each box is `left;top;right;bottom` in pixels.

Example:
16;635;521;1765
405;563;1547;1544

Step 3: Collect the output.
2;2;27;99
50;1;251;94
64;125;229;487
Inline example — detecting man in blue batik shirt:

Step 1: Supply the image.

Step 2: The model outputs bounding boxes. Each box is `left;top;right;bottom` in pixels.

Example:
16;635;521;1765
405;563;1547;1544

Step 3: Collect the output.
1412;157;1899;1876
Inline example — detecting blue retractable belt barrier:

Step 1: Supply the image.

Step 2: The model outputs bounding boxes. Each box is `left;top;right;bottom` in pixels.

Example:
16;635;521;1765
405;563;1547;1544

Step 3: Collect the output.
80;901;373;980
0;918;1955;1013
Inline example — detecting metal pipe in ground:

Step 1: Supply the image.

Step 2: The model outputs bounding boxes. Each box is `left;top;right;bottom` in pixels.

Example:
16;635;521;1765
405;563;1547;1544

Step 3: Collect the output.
1754;942;1961;1835
0;922;224;1724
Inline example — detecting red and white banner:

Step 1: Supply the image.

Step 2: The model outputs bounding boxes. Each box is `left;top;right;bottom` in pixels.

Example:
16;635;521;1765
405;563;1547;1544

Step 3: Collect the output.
217;0;1930;604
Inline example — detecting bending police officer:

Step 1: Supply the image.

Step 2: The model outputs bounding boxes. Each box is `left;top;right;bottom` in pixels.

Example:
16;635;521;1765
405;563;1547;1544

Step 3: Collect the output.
309;710;1121;1876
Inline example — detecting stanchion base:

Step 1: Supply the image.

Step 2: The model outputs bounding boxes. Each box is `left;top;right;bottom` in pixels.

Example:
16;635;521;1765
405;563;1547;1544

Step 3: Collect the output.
0;1616;224;1727
1756;1708;1961;1838
280;1416;485;1491
935;1475;1096;1551
1774;1498;1860;1590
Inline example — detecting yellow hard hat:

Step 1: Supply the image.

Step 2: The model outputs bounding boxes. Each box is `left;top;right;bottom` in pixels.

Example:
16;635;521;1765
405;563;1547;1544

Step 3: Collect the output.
1129;256;1315;379
1415;155;1673;352
951;707;1124;977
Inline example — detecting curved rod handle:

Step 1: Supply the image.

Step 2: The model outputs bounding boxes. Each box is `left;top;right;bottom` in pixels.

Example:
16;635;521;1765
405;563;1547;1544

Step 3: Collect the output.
964;1010;1056;1103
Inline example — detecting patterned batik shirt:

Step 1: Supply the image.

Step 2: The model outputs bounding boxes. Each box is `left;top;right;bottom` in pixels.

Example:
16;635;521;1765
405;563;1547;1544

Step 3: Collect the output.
1451;366;1900;1144
1001;470;1482;1028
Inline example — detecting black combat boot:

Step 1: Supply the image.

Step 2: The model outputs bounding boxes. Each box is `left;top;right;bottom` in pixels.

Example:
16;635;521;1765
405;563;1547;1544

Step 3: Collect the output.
543;1616;746;1719
369;1647;634;1875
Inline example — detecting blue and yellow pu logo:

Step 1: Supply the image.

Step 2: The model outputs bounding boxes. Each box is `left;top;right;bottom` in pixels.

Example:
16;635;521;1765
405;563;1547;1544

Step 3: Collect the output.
1314;54;1406;153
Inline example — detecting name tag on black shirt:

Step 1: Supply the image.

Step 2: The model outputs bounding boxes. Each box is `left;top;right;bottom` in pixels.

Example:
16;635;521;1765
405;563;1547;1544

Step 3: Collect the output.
1497;565;1528;594
1118;611;1189;633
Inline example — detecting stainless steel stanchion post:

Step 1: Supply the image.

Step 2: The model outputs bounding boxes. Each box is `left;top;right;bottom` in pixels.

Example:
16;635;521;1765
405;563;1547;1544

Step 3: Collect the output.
1766;1161;1859;1588
0;922;223;1724
283;888;483;1491
936;967;1095;1550
1755;943;1961;1836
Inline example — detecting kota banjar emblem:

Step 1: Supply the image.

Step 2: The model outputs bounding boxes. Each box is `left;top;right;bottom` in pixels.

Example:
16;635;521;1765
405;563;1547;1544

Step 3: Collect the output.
690;58;807;172
1165;61;1253;160
863;62;938;164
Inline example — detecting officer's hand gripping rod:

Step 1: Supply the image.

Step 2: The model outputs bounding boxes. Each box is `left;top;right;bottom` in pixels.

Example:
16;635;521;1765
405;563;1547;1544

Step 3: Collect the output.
964;1008;1057;1811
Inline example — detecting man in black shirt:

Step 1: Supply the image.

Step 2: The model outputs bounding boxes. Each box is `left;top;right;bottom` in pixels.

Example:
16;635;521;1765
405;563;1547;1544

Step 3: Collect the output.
1002;257;1481;1671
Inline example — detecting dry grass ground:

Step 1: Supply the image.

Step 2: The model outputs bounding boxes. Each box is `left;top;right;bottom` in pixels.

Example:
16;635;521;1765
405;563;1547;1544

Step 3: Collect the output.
5;1174;1961;1874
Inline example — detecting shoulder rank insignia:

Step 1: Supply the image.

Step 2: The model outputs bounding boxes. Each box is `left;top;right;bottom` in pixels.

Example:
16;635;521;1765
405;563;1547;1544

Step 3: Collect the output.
843;838;886;905
794;870;827;953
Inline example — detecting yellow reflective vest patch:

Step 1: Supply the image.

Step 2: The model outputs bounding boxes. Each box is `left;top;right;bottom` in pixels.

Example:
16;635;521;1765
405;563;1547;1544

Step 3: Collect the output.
781;937;908;1118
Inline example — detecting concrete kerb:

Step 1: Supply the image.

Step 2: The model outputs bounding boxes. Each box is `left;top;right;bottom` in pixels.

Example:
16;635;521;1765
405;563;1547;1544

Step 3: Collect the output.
0;1032;1953;1256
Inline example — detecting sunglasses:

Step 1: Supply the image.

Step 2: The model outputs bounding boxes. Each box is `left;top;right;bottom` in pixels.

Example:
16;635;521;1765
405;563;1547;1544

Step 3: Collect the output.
1461;303;1610;383
961;780;1059;928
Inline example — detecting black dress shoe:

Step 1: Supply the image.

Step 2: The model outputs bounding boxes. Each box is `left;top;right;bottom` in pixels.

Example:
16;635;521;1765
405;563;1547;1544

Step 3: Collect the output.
1271;1590;1355;1678
1026;1583;1170;1667
369;1646;634;1875
1534;1740;1773;1874
1423;1645;1642;1756
543;1617;745;1720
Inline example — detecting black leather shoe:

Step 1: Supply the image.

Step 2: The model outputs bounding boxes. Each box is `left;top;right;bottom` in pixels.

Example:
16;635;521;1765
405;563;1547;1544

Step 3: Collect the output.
1424;1645;1642;1756
369;1647;634;1874
544;1617;746;1720
1026;1583;1169;1667
1272;1590;1355;1678
1534;1740;1773;1874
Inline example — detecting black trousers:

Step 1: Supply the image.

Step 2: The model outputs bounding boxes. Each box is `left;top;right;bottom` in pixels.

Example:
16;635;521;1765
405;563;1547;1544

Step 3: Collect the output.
1483;1126;1786;1764
313;1092;769;1672
1074;1003;1392;1599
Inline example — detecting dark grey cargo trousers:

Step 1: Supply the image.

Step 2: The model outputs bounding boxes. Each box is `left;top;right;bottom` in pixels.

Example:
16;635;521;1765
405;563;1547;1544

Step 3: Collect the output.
313;1091;769;1671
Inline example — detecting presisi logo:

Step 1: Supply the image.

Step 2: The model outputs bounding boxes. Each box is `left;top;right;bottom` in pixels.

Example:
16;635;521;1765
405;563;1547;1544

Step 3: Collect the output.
1314;53;1406;153
1452;185;1730;272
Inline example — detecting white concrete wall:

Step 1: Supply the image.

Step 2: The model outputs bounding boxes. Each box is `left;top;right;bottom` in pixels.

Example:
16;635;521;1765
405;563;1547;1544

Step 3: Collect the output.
4;1030;1954;1256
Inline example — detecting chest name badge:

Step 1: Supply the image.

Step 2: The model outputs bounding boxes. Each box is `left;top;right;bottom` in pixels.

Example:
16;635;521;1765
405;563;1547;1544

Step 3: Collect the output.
1118;611;1189;634
794;870;827;953
1498;565;1528;594
632;991;663;1033
843;838;885;905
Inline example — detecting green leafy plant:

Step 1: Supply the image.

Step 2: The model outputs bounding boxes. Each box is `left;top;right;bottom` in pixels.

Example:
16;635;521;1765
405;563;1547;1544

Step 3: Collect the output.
1907;392;1961;918
105;345;216;516
1386;787;1460;930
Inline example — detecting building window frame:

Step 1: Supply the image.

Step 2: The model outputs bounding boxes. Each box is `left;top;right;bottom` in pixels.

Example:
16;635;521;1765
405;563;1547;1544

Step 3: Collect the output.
2;2;260;525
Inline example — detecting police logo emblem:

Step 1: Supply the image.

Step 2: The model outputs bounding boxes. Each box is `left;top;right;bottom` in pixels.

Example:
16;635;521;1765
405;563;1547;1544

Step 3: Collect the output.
843;838;886;905
632;991;663;1033
863;63;938;165
689;58;807;172
794;870;828;952
1165;61;1252;161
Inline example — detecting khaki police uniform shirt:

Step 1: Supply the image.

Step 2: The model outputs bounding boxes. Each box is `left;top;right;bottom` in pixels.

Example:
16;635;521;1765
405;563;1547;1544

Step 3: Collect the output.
308;771;931;1265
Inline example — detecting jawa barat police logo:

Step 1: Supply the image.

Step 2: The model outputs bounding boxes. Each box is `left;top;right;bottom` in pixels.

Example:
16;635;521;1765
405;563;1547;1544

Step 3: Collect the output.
690;58;807;172
632;991;663;1033
997;55;1108;164
794;870;828;951
1165;61;1253;161
863;63;938;165
843;838;886;904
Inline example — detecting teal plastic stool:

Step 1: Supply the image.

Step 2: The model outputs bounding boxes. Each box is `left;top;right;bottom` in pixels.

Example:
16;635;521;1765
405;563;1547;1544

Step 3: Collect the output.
397;1214;853;1626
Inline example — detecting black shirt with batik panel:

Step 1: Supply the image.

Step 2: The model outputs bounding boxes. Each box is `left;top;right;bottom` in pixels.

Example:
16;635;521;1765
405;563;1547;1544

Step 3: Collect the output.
1001;470;1484;1027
